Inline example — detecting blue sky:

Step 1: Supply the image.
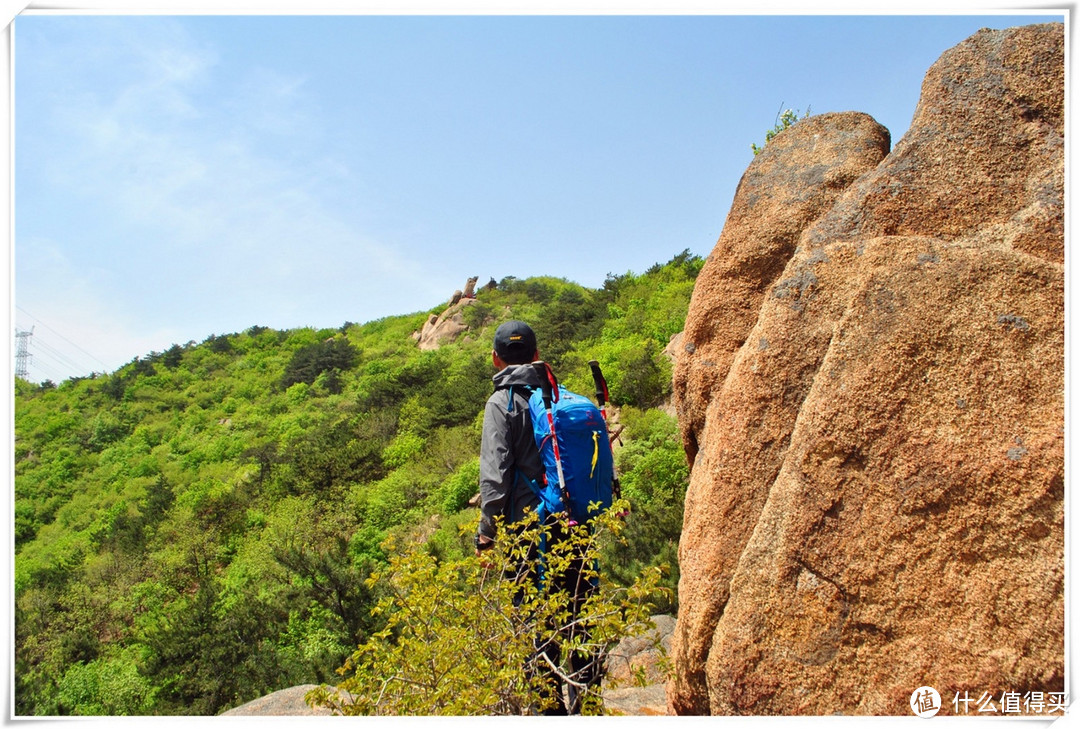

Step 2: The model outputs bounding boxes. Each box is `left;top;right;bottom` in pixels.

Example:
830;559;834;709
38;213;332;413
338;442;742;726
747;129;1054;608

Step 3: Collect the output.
10;8;1065;383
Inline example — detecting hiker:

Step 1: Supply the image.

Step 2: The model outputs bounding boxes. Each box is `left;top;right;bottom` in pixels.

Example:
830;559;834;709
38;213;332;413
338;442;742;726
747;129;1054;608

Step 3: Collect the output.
475;320;545;557
475;320;599;715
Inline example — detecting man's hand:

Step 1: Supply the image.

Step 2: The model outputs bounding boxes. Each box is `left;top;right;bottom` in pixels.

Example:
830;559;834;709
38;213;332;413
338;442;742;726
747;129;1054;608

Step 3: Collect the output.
475;534;494;568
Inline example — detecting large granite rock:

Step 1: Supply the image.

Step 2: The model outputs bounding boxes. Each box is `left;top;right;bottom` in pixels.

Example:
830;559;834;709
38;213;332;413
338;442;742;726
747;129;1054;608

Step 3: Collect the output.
669;23;1064;716
414;298;476;350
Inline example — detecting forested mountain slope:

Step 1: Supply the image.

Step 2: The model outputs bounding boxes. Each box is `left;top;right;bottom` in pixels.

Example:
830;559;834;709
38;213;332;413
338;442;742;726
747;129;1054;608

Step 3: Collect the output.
14;251;699;716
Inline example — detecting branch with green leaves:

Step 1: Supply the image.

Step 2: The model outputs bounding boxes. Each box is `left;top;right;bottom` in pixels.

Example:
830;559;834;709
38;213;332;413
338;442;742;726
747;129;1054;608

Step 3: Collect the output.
307;503;668;716
751;105;812;155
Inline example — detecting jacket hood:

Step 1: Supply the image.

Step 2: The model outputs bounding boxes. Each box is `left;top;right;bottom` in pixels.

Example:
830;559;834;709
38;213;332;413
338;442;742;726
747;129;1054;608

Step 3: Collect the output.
492;362;544;391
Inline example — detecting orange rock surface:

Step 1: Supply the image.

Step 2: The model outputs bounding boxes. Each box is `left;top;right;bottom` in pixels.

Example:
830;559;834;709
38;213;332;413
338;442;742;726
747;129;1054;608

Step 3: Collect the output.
669;23;1064;715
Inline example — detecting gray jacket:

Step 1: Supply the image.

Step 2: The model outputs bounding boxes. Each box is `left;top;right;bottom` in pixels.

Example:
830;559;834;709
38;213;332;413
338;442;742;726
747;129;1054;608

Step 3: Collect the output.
477;363;545;541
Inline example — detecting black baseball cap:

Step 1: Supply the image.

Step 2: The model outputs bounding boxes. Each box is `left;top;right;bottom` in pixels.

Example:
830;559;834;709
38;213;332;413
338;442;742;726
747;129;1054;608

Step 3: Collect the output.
493;320;537;363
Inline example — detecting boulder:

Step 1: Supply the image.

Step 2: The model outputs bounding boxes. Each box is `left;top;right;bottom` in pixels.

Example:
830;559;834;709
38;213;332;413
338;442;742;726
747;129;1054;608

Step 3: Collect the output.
221;685;335;716
669;23;1064;716
416;299;475;351
603;684;669;716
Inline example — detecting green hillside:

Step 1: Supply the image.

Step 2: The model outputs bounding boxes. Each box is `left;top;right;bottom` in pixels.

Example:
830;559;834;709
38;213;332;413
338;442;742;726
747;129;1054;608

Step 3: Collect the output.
14;251;700;716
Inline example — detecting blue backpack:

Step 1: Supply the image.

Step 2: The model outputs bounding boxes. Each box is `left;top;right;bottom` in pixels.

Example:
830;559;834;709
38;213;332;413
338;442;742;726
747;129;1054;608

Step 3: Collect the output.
526;365;616;526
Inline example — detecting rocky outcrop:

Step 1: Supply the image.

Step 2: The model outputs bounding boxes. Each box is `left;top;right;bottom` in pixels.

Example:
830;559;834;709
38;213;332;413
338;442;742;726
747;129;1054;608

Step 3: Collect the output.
463;276;479;298
413;277;487;350
413;298;476;350
220;685;336;716
670;23;1063;716
668;108;892;716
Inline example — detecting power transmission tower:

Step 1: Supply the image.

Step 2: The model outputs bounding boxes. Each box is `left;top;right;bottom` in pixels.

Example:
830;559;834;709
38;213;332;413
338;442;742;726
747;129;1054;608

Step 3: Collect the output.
15;327;33;379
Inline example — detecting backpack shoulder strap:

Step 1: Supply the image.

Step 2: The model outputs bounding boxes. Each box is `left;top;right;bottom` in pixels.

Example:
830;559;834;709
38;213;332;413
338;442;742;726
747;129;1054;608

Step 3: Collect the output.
495;382;537;412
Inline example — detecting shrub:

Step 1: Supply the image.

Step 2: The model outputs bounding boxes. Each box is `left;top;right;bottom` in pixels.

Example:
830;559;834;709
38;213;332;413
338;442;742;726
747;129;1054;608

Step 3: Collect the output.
381;432;425;470
307;506;666;716
433;458;480;514
56;650;157;715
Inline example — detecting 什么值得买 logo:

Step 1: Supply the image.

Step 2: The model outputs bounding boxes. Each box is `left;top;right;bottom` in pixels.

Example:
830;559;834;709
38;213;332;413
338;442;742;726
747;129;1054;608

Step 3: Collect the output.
910;686;941;718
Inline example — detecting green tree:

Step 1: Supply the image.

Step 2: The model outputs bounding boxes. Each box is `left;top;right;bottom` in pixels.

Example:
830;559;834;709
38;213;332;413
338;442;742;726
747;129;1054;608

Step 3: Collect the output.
163;344;184;370
281;337;359;391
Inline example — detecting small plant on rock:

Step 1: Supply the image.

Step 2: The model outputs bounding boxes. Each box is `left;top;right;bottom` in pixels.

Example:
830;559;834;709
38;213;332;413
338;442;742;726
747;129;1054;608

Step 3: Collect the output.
752;105;811;155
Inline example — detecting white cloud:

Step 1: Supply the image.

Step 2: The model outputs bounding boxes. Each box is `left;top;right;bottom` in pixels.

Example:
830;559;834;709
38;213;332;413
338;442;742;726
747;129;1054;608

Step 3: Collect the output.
16;15;451;380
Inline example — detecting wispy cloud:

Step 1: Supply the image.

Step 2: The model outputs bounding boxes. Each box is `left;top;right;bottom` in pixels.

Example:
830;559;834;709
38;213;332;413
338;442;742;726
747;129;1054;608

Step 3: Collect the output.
17;16;445;379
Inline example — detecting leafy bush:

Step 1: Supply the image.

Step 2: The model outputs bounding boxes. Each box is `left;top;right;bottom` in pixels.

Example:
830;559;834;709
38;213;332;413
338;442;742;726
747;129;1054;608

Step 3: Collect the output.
433;458;481;515
56;649;156;715
616;408;689;505
308;506;666;716
382;432;425;470
462;300;496;330
598;337;669;408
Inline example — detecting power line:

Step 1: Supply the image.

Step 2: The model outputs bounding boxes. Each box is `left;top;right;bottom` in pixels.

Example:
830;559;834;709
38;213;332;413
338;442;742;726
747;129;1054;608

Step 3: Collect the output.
27;355;66;384
32;335;96;377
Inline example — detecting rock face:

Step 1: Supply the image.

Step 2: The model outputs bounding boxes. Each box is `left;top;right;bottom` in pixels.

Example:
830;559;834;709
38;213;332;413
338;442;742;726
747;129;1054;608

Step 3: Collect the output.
669;23;1063;716
414;298;476;351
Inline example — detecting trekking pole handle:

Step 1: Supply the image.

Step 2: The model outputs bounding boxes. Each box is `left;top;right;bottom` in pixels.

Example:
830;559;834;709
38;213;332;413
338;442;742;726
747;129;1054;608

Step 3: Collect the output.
533;361;558;408
588;360;609;408
589;359;627;518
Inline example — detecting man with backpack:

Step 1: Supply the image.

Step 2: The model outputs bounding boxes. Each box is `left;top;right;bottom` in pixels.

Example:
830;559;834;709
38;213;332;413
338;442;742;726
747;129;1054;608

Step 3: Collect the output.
474;320;607;715
475;320;546;557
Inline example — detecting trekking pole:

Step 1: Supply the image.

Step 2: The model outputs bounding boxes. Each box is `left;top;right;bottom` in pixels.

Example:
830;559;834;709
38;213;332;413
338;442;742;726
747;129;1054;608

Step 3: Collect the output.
533;361;575;525
587;360;610;422
587;360;625;510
